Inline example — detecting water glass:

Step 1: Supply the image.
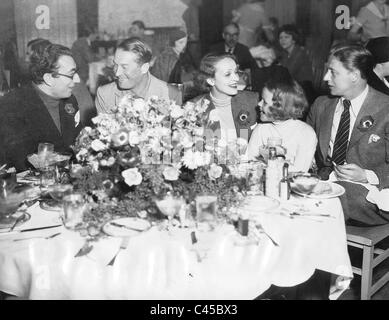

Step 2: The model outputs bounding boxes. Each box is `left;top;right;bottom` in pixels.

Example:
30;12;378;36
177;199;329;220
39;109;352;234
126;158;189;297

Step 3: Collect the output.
62;193;85;230
195;195;218;223
39;166;57;189
0;172;17;198
38;142;54;156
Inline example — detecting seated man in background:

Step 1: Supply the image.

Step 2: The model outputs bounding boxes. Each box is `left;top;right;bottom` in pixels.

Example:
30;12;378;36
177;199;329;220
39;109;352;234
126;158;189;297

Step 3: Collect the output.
0;44;84;171
95;38;182;113
307;43;389;226
365;36;389;95
209;22;257;76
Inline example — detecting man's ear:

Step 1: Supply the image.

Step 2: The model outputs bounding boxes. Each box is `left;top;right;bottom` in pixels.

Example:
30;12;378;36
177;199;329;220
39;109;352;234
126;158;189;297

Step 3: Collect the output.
206;78;215;87
42;73;54;86
140;62;150;74
350;69;360;82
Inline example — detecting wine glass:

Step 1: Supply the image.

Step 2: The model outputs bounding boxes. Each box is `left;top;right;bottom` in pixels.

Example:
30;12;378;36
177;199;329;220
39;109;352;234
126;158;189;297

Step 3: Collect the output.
0;191;25;226
155;196;185;233
47;184;73;209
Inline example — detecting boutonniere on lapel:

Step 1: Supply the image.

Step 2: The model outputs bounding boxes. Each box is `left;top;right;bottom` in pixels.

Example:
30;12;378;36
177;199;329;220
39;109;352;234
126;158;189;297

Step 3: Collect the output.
357;115;374;132
64;103;76;115
236;108;252;127
368;134;381;144
74;111;80;128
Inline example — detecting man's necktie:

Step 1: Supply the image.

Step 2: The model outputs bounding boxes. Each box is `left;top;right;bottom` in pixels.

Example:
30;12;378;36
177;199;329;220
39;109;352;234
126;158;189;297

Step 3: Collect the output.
332;99;351;165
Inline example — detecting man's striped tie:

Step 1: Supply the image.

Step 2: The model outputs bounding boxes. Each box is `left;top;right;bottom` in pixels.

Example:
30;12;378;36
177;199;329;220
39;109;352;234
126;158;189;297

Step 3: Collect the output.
332;99;351;165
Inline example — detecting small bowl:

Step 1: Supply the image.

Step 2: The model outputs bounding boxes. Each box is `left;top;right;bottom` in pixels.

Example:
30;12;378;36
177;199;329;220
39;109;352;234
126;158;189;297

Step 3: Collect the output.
292;173;320;194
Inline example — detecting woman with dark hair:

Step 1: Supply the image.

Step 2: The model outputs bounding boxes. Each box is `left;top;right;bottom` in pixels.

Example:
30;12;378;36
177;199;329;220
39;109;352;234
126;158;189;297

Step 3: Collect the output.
278;24;316;104
247;74;317;172
192;52;259;143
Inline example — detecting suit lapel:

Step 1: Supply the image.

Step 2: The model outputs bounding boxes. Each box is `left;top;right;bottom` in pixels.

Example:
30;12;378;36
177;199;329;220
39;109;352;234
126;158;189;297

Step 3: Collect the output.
348;88;381;150
319;98;338;161
60;96;81;147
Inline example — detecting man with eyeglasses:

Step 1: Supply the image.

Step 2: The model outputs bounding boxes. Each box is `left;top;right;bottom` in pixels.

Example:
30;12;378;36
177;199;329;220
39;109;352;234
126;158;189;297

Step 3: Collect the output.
209;23;257;74
0;44;85;171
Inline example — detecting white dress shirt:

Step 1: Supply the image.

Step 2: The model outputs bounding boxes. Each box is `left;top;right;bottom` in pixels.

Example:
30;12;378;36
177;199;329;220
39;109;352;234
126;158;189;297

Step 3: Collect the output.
329;85;378;184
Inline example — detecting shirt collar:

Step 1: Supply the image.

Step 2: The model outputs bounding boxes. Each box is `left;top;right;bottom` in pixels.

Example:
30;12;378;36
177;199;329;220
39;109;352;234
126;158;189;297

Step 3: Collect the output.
339;85;369;116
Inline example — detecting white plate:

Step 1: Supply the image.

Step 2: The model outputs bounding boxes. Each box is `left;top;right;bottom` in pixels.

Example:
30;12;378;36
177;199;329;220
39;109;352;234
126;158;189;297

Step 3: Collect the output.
291;181;345;199
240;195;280;216
103;217;151;237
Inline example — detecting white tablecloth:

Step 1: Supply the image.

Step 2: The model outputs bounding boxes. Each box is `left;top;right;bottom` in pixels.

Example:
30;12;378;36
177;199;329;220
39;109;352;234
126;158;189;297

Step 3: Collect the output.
0;196;353;300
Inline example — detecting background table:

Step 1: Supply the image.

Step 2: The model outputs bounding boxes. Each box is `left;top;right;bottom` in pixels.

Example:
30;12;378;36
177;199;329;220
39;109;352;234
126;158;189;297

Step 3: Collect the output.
0;196;353;300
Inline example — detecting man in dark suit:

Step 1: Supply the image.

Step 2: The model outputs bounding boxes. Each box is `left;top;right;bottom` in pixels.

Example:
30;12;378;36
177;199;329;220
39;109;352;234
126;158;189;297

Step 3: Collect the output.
0;44;84;172
307;43;389;226
366;36;389;96
71;28;97;84
209;22;257;73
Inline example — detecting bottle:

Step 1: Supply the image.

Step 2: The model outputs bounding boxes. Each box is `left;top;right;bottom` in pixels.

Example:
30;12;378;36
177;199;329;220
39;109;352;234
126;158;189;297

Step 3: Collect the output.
265;147;279;198
279;163;290;200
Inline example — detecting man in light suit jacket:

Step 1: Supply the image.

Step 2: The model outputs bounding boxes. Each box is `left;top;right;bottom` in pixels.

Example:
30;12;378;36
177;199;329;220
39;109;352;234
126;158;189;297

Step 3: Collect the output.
0;44;84;172
307;43;389;226
95;38;182;113
209;23;257;73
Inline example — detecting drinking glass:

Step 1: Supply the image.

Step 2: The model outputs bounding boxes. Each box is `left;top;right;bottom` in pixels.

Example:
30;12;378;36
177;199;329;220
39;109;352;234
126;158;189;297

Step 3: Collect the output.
0;172;17;198
37;143;54;168
62;193;86;230
155;196;185;232
39;165;57;189
195;195;218;229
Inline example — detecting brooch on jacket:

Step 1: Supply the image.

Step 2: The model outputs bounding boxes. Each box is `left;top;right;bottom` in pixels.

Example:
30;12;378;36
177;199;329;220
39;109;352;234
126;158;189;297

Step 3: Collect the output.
236;109;253;127
64;104;76;115
357;115;374;132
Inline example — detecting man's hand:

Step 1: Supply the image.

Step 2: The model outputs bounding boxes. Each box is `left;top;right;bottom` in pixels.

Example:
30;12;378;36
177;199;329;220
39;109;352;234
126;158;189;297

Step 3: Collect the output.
334;163;368;183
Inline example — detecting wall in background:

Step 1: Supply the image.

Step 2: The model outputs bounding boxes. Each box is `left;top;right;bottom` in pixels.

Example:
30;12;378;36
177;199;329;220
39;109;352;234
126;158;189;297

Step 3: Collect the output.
14;0;77;59
98;0;187;35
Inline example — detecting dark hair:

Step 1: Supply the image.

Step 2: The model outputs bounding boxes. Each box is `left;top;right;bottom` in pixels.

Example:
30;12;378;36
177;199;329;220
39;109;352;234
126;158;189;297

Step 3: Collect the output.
329;43;375;80
223;22;240;34
117;38;152;64
194;52;238;93
29;43;73;84
278;24;301;45
132;20;146;30
263;74;308;120
27;38;51;55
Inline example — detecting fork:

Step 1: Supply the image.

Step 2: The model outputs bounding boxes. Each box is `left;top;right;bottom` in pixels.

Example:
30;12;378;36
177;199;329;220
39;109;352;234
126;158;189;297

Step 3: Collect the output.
107;237;130;266
13;232;61;242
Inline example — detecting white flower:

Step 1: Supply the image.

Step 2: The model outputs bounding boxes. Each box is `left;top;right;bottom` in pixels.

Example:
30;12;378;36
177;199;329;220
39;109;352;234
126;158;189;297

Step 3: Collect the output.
122;168;143;186
208;109;219;123
133;98;146;113
91;139;107;152
129;131;140;145
170;104;185;119
208;163;223;180
163;166;180;181
76;148;88;161
368;134;381;144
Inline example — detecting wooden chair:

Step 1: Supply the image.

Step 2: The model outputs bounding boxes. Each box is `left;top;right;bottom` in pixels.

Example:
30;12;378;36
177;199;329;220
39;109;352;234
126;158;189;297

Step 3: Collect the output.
346;224;389;299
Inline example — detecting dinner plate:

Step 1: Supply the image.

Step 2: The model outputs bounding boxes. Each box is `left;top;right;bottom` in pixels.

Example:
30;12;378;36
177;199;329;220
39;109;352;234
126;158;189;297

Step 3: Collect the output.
103;217;152;237
0;212;31;230
240;195;280;217
291;181;345;199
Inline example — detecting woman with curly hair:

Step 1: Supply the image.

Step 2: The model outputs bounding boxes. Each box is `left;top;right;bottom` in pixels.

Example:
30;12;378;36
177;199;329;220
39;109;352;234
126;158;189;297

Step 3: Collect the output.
247;74;317;172
192;52;259;145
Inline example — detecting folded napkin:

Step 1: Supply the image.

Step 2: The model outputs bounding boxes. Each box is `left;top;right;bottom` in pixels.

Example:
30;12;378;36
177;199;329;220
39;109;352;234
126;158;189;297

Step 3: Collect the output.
366;187;389;211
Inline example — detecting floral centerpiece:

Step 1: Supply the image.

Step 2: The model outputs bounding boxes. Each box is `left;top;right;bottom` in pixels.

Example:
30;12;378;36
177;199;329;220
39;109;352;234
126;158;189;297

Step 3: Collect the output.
70;95;253;240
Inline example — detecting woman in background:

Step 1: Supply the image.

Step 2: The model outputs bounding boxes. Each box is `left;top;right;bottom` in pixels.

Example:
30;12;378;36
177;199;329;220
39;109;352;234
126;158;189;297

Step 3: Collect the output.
247;74;317;172
278;24;316;104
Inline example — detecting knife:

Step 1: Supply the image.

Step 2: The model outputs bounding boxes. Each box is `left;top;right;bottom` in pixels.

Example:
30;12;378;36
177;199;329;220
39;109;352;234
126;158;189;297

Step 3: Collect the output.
109;222;144;232
18;225;62;233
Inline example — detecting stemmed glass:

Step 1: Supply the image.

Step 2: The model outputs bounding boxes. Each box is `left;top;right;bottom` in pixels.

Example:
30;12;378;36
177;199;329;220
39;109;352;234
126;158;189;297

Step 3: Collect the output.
46;184;73;209
0;173;24;225
155;195;185;233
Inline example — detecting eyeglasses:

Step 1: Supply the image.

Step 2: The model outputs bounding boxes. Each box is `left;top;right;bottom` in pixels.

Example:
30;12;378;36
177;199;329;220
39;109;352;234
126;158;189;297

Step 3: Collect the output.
54;70;79;80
